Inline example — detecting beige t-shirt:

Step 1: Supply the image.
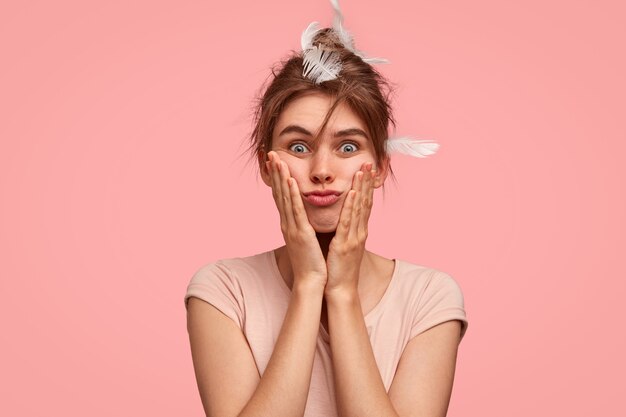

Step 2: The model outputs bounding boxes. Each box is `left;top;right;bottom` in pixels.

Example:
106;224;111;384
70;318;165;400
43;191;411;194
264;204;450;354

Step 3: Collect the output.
184;250;468;416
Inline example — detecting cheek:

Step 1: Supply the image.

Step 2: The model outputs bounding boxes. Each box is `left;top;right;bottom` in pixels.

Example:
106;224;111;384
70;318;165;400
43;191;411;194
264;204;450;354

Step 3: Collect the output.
276;154;307;179
341;157;375;178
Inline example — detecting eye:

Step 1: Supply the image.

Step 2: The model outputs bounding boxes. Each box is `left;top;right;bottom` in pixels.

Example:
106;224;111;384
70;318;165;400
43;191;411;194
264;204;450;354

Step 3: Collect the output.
288;142;309;154
339;142;358;153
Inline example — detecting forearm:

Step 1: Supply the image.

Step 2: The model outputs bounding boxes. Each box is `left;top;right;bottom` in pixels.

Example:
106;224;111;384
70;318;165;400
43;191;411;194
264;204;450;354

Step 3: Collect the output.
325;289;400;417
238;281;325;417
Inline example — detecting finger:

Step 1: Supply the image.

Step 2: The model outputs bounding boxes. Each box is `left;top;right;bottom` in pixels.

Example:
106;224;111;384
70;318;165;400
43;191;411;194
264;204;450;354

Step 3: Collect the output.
348;170;363;242
268;152;281;203
287;176;310;230
271;153;285;197
354;163;374;241
348;162;366;212
361;163;375;228
337;189;356;239
279;160;295;231
368;163;376;201
266;152;277;202
266;159;278;202
352;162;366;190
338;163;364;242
274;155;294;231
268;152;287;227
359;162;371;198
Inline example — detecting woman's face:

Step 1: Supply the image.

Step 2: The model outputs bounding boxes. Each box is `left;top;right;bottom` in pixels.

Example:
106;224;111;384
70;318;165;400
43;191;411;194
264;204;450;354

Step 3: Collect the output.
262;92;387;233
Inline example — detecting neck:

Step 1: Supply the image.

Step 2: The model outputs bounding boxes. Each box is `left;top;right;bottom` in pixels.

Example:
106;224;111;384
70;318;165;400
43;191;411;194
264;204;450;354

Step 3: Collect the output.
274;234;378;292
316;231;335;259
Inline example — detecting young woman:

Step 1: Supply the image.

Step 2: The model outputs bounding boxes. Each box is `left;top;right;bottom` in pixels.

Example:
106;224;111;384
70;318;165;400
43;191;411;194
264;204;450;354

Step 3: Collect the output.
185;3;468;416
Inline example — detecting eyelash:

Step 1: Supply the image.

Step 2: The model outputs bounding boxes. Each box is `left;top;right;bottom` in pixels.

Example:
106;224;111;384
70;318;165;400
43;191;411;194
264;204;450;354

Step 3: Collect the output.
289;142;309;153
339;142;358;153
287;141;359;154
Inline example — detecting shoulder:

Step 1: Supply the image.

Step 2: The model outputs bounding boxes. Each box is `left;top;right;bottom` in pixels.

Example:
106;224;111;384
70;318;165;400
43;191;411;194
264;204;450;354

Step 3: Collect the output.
394;259;463;294
393;259;468;340
184;250;275;308
190;250;274;284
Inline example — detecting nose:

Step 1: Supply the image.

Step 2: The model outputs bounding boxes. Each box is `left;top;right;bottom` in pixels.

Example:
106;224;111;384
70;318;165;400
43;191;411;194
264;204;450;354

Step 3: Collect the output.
309;149;335;184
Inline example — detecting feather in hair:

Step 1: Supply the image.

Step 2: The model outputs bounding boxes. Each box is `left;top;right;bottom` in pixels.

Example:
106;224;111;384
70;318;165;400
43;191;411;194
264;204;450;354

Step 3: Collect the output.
302;45;342;84
362;56;390;64
330;0;355;50
301;21;322;50
329;0;389;64
385;137;440;157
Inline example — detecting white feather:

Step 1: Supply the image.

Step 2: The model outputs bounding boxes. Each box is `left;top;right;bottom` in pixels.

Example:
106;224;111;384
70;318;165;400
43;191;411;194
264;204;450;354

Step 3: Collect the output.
329;0;388;64
362;56;389;64
385;137;440;157
302;46;342;84
330;0;356;51
301;21;321;50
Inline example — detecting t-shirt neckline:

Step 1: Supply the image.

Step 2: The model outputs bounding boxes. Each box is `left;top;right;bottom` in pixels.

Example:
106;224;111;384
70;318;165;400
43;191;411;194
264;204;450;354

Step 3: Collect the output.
266;249;400;342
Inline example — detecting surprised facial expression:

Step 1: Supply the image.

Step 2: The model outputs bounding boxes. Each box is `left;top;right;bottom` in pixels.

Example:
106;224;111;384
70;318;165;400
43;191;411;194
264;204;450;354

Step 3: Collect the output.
262;92;387;233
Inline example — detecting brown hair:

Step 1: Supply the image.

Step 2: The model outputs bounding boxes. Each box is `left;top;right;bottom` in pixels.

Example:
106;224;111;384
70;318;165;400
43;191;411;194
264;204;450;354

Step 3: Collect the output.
247;28;397;180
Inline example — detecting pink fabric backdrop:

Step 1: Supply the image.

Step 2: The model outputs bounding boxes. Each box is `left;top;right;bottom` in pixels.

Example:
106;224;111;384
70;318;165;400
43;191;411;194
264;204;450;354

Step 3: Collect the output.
1;0;624;415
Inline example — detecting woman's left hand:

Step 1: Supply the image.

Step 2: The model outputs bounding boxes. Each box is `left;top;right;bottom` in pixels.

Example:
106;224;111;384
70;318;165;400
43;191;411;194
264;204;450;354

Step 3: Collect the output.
325;162;377;296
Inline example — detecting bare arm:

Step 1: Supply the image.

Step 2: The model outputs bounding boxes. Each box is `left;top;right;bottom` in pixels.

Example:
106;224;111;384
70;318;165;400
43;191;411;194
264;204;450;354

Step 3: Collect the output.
325;289;399;417
324;163;463;416
188;151;329;416
388;320;462;417
325;289;462;417
187;279;325;417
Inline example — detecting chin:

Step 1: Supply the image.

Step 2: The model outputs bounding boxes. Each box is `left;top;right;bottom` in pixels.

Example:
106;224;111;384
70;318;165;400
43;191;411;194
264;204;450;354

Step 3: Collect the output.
307;212;339;234
311;223;337;234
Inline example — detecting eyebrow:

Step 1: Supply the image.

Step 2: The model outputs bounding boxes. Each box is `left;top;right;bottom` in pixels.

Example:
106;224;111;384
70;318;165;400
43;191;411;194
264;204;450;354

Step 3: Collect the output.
277;124;369;140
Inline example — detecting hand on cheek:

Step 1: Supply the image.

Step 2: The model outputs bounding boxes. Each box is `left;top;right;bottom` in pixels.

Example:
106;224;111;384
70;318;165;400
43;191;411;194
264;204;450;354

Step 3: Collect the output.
265;151;328;288
325;162;377;295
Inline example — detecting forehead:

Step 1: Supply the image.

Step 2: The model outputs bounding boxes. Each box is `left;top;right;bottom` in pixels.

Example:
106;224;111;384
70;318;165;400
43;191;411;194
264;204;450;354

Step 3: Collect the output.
274;92;366;136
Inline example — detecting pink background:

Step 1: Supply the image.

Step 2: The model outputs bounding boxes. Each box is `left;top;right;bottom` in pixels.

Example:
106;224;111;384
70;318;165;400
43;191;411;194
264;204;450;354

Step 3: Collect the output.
1;0;624;415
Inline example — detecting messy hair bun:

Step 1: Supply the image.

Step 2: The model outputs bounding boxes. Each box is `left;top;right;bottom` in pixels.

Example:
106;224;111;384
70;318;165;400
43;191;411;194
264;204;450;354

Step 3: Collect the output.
247;27;396;178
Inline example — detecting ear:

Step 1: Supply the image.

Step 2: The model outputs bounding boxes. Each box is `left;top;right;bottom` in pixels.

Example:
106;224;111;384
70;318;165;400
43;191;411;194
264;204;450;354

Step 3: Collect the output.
373;157;390;188
258;150;272;187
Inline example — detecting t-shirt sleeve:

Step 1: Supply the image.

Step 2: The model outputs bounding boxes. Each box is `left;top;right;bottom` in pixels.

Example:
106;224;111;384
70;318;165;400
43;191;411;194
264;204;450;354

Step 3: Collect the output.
409;272;468;342
184;261;244;330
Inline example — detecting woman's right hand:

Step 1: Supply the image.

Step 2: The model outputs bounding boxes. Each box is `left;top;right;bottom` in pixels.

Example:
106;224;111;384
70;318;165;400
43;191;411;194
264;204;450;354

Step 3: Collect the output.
266;151;327;289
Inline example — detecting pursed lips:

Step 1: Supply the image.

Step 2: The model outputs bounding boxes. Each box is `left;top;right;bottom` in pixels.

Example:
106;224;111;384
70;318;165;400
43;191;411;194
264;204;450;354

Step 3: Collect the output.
302;190;342;207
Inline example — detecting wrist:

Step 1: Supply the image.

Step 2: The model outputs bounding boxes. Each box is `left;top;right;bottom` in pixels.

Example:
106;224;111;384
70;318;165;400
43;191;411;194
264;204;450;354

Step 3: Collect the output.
324;285;359;304
293;277;326;297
